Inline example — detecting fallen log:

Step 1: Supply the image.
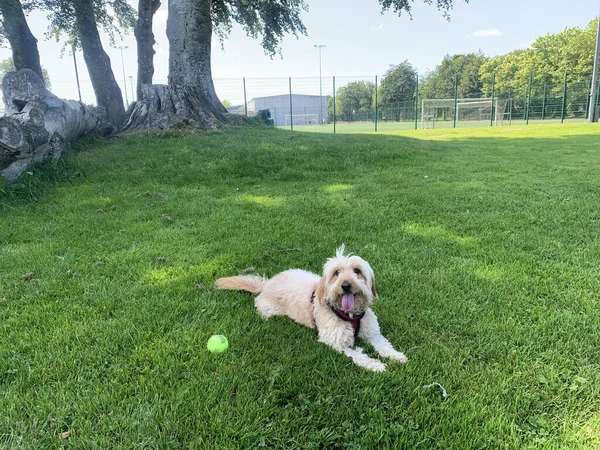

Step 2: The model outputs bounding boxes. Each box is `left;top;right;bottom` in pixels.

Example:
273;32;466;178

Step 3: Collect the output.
1;69;110;182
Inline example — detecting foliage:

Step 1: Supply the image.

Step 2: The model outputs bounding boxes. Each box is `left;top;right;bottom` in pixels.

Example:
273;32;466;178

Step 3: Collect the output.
211;0;308;57
41;0;136;49
0;56;51;88
332;80;376;119
420;52;488;99
379;0;464;20
480;18;599;96
221;99;232;107
378;61;418;104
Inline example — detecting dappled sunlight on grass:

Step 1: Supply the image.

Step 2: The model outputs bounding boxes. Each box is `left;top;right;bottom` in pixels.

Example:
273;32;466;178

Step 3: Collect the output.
234;194;286;207
325;183;353;193
401;222;476;246
473;264;508;282
143;267;182;286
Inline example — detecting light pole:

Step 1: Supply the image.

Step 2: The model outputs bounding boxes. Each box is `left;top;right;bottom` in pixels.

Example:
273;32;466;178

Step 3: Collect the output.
117;45;129;106
72;44;82;102
588;5;600;122
314;44;326;124
129;76;135;102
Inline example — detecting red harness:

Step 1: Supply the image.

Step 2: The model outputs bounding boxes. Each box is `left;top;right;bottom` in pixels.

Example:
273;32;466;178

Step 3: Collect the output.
310;291;365;336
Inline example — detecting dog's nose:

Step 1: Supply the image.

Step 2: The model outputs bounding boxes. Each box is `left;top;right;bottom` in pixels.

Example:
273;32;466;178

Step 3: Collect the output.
341;281;352;293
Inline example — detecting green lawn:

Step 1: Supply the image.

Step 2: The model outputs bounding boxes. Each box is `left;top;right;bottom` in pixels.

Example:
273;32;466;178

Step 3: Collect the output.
287;118;589;134
1;123;600;448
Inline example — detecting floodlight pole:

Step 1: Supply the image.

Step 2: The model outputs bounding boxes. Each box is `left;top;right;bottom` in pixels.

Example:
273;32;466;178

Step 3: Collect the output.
118;45;129;106
314;44;326;124
589;9;600;122
72;44;82;102
129;76;135;102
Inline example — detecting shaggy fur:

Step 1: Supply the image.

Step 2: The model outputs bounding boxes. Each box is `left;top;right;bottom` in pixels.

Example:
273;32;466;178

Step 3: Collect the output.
215;245;407;372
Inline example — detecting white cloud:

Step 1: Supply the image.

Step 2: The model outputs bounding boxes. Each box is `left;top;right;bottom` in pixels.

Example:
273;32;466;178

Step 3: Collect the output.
370;24;384;32
472;29;502;37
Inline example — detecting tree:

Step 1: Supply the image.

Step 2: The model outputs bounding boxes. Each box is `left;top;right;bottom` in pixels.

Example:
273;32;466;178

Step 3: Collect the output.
421;52;487;99
333;81;376;120
126;0;466;131
43;0;135;127
0;0;45;84
134;0;161;101
0;57;52;88
378;61;418;104
480;18;599;96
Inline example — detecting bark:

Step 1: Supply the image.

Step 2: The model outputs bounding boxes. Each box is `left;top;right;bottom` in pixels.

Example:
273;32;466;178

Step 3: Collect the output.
167;0;226;113
125;0;234;131
0;69;109;182
122;84;234;132
134;0;161;101
73;0;125;128
0;0;44;84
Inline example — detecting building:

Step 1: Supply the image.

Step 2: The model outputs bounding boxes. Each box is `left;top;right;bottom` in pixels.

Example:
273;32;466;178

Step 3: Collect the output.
247;94;329;126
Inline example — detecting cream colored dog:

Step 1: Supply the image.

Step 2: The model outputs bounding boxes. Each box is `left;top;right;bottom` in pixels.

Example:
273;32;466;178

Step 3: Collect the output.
215;245;407;372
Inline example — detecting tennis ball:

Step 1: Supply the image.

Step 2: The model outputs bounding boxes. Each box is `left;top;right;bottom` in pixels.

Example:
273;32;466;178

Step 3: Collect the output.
207;335;229;353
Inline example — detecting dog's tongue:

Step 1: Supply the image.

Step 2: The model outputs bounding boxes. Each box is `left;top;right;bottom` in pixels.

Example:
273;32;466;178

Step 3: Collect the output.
342;293;355;312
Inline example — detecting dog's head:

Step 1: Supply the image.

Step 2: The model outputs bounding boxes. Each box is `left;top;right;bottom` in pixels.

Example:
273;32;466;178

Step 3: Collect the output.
316;244;377;313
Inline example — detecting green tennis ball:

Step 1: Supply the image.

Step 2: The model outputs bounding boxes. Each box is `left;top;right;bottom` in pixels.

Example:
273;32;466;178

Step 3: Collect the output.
207;335;229;353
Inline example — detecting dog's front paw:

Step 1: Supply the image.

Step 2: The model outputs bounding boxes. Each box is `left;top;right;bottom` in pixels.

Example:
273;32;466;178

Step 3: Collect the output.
390;352;408;363
366;359;387;372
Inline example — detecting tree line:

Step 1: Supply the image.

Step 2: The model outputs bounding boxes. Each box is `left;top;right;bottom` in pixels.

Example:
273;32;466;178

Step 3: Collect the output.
333;18;598;118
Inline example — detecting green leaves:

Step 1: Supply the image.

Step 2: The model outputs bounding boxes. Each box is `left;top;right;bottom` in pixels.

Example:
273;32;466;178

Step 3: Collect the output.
480;18;599;96
333;81;376;119
379;61;418;104
421;52;488;99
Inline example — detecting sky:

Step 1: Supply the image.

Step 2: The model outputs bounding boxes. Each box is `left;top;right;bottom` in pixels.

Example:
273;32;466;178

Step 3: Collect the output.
0;0;598;104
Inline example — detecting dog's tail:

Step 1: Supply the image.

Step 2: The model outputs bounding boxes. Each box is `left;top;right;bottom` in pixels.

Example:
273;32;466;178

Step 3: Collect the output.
214;275;267;294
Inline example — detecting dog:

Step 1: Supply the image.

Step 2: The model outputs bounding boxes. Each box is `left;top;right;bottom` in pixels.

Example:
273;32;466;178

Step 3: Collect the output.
215;245;407;372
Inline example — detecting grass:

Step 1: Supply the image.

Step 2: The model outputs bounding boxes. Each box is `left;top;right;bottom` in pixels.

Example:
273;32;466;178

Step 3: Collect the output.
287;118;589;134
1;123;600;448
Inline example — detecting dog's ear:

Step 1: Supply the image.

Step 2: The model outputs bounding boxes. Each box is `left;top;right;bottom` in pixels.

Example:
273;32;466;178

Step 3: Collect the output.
316;277;327;304
370;271;377;299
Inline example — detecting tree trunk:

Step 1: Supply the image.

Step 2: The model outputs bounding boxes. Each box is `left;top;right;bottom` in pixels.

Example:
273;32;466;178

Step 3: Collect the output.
0;69;109;182
125;0;233;131
73;0;125;128
167;0;226;113
0;0;45;84
134;0;161;101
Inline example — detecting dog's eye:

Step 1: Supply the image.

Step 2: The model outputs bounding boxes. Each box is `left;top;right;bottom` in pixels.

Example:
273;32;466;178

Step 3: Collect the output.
334;270;340;277
353;268;362;275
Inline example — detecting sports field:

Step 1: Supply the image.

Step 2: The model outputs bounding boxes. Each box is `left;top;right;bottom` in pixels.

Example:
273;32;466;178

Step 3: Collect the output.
284;118;589;133
1;123;600;448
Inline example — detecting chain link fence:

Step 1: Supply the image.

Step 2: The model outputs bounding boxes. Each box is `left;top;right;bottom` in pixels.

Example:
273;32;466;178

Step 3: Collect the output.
3;73;598;132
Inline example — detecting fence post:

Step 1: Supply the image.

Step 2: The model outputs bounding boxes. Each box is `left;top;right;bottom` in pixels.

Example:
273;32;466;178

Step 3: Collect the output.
453;74;458;128
525;72;533;125
561;71;568;123
490;73;495;127
243;77;248;117
289;77;293;131
414;74;419;130
333;76;336;134
375;75;378;132
585;78;592;119
541;85;547;121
